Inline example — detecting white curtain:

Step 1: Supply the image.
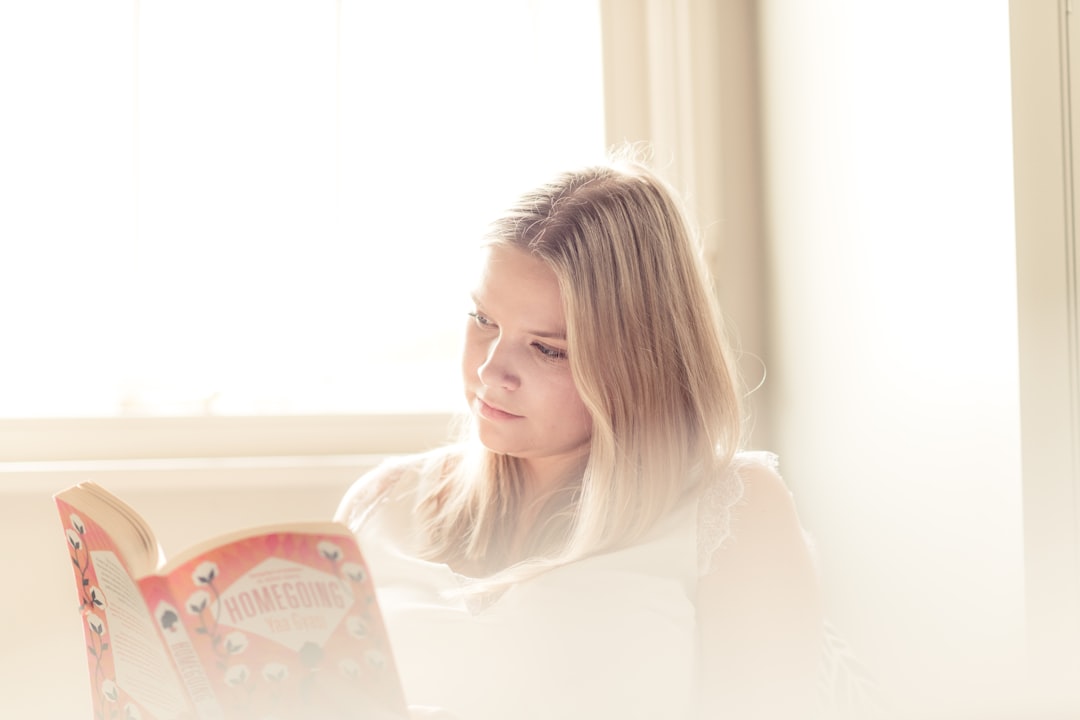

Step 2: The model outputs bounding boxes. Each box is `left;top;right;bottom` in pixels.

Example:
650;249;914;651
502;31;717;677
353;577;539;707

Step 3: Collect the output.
599;0;772;448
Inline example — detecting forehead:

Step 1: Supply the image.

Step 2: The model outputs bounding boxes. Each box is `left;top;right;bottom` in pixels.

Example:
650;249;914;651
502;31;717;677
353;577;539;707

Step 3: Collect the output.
473;245;566;330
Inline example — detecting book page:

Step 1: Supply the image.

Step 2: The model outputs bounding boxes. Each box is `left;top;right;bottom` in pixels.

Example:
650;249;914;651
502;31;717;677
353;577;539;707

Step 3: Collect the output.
57;482;160;577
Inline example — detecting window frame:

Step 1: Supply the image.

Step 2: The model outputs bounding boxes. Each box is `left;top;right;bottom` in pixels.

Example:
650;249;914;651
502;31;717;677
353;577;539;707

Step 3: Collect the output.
0;414;455;463
1009;0;1080;691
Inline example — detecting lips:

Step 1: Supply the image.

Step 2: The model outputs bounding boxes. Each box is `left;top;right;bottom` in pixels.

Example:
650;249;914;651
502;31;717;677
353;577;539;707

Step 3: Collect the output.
476;396;523;420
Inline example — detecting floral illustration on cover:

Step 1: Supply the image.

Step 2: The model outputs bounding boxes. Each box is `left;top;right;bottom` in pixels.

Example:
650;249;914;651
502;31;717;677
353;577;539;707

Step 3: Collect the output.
64;511;149;720
185;561;231;665
176;534;403;717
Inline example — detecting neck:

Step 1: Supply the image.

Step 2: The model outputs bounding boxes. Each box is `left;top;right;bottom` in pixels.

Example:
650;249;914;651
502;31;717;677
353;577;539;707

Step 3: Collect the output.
518;448;589;502
503;451;587;559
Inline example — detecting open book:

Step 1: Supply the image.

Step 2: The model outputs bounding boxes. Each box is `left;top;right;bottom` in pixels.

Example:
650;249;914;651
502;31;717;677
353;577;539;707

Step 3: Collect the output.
54;482;408;720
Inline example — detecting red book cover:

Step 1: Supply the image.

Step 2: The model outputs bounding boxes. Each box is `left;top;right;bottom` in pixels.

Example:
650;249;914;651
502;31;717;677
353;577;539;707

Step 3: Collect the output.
56;483;408;720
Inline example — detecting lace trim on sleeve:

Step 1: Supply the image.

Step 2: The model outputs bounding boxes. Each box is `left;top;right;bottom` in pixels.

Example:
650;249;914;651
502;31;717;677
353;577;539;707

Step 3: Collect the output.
696;450;779;576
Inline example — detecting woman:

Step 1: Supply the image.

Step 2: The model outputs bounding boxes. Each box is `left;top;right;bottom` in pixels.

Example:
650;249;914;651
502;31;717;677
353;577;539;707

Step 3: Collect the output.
336;155;823;719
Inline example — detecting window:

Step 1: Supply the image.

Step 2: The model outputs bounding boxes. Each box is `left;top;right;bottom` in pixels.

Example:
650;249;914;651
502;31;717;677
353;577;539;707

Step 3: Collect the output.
2;0;605;423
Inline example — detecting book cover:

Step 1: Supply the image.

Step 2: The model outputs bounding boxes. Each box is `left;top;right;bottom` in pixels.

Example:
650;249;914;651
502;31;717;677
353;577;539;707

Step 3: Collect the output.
56;484;408;720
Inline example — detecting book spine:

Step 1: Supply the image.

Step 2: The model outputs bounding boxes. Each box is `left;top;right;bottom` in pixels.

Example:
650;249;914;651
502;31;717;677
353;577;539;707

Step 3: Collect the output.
141;577;227;720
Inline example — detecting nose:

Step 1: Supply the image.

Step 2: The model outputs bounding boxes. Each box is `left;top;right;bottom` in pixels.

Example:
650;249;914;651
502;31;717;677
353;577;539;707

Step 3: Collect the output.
477;336;521;391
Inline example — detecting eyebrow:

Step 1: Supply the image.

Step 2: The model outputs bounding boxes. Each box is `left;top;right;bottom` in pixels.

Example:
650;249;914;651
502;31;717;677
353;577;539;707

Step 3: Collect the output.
470;292;567;341
530;329;567;341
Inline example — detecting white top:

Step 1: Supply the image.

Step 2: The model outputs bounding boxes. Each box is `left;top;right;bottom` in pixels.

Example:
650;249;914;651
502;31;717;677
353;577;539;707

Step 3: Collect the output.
338;451;776;720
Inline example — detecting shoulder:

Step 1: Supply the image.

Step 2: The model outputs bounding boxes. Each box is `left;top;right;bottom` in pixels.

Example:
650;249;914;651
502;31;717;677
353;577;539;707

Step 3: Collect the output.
696;451;821;652
728;452;803;544
704;451;812;570
696;452;823;716
334;446;461;532
697;451;797;572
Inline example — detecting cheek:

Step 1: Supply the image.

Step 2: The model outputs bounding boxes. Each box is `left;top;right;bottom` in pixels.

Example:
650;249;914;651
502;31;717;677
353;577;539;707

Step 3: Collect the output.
461;334;484;378
550;377;591;426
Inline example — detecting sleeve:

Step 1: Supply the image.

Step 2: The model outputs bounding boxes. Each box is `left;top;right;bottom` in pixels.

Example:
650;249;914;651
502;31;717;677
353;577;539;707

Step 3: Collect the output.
698;453;888;717
696;451;779;576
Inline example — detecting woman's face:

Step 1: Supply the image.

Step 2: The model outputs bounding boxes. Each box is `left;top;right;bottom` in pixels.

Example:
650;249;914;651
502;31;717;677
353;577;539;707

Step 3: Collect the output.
462;245;592;480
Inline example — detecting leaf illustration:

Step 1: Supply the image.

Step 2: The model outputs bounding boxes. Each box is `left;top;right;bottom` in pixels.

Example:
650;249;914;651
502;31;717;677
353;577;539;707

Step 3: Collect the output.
192;561;219;586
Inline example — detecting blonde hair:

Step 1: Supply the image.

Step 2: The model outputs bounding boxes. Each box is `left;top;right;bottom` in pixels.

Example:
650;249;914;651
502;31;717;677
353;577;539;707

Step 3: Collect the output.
418;155;743;584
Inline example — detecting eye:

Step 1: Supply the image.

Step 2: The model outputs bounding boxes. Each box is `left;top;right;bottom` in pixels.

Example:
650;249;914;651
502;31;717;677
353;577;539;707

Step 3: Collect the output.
468;311;495;329
532;341;567;360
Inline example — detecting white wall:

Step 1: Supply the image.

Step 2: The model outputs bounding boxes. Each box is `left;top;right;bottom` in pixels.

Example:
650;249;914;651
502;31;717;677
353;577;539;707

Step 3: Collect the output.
759;2;1027;716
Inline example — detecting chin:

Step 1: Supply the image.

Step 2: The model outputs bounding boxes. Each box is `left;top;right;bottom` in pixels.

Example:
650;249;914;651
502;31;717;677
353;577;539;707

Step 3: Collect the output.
474;426;519;457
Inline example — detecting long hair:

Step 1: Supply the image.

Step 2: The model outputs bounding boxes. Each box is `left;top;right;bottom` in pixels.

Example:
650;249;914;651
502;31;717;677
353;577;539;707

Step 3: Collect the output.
417;155;743;584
